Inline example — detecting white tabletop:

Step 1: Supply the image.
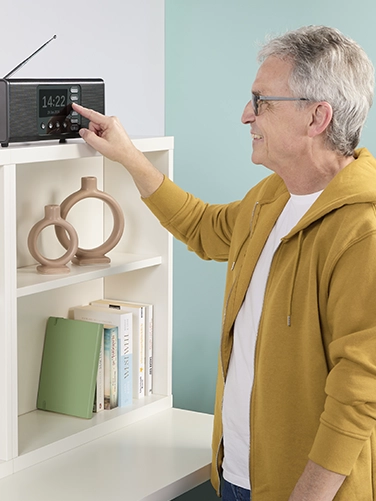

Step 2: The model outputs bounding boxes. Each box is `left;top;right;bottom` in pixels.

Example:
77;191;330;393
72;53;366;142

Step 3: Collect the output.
0;408;214;501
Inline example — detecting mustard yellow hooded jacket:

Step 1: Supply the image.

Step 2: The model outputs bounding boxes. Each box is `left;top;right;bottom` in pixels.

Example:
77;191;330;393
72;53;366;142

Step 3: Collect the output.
144;147;376;500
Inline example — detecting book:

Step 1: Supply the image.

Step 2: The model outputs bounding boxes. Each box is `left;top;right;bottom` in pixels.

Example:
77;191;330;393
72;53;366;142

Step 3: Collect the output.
91;299;153;397
37;316;103;419
144;303;153;396
93;331;104;412
104;325;118;410
116;312;133;407
73;305;133;408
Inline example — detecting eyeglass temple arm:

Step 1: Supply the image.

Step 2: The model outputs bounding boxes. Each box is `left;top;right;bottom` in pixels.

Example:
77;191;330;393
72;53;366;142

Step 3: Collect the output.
259;96;309;102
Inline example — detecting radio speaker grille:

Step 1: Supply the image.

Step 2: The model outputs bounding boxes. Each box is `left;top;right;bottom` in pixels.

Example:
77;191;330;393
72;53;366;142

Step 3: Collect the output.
80;82;105;128
9;83;37;137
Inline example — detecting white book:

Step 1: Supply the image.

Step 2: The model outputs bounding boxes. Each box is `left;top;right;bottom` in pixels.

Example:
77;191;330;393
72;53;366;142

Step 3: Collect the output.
73;305;133;408
143;303;153;396
91;299;151;399
116;313;132;407
94;332;104;412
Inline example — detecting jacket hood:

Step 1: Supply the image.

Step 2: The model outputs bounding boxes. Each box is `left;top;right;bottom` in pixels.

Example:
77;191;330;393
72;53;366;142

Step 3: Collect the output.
284;147;376;239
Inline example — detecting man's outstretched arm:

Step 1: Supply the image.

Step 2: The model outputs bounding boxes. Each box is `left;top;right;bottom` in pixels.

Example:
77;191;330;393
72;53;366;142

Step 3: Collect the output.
73;103;164;198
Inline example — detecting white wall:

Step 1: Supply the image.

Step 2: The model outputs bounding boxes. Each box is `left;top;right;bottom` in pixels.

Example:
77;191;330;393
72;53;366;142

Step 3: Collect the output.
1;0;165;136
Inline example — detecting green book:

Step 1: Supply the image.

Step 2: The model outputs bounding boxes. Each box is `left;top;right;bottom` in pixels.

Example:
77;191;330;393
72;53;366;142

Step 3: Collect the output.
37;316;103;419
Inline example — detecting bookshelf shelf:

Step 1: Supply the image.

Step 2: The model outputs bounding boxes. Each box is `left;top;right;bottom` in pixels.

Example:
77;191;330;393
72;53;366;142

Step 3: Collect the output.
0;136;173;166
17;252;162;297
16;394;172;472
0;139;212;499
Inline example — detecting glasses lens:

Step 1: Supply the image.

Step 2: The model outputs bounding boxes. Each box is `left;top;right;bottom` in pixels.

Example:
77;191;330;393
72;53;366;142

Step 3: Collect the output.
252;94;259;116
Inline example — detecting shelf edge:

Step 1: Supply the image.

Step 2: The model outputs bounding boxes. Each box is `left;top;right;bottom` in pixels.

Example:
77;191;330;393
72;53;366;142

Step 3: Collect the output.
17;254;162;297
14;395;172;474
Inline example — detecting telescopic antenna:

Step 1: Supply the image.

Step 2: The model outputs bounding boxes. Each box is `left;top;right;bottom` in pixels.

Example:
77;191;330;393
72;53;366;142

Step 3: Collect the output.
3;34;57;79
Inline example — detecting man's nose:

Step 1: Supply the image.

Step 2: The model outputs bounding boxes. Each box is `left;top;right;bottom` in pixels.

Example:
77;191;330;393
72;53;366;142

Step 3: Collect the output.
241;100;255;124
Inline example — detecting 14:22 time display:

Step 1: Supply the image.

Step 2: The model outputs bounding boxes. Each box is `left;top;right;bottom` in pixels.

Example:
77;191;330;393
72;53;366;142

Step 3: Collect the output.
42;95;66;108
39;89;68;117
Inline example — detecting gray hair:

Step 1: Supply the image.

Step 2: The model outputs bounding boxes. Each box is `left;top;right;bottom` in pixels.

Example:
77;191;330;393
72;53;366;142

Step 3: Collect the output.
258;26;375;156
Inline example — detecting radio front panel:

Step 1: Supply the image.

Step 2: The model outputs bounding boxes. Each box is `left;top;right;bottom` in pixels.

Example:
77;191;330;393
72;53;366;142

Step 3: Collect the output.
1;79;104;146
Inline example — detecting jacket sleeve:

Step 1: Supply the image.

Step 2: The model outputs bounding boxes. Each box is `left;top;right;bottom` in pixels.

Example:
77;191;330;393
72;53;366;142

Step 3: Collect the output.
142;176;240;262
309;230;376;475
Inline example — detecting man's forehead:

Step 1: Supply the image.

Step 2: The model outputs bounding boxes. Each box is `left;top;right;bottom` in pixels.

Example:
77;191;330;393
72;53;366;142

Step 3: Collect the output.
252;56;293;95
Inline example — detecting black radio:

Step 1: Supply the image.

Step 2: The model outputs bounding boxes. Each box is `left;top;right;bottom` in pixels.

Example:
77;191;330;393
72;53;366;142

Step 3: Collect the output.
0;36;104;147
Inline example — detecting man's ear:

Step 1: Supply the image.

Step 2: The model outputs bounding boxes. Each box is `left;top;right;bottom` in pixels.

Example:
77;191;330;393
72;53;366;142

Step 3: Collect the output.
308;102;333;138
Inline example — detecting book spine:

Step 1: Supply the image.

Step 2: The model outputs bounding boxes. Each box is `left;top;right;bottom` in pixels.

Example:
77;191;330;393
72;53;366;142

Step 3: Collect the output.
145;305;153;396
104;326;118;410
94;330;104;412
118;313;133;407
134;308;145;399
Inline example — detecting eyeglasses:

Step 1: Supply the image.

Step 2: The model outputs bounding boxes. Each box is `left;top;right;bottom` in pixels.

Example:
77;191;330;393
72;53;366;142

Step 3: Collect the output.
251;92;309;116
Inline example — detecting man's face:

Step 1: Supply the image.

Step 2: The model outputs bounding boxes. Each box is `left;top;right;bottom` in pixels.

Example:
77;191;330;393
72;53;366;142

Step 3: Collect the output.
242;56;311;176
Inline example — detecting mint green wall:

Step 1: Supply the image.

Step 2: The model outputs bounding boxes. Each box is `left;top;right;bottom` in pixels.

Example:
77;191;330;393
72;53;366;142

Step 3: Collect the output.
166;0;376;418
165;0;376;412
166;1;376;499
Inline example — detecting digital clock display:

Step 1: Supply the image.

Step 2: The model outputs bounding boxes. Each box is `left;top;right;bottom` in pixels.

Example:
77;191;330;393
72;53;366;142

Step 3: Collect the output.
39;88;68;117
37;84;81;136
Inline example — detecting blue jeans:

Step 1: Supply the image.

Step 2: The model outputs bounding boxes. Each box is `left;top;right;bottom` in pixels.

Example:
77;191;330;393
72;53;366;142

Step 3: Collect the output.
222;478;251;501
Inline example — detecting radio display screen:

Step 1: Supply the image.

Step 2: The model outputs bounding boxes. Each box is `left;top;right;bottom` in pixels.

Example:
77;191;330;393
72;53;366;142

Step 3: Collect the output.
38;88;68;117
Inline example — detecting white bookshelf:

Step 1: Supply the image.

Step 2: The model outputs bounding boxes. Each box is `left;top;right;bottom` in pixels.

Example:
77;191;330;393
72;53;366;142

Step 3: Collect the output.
0;139;213;499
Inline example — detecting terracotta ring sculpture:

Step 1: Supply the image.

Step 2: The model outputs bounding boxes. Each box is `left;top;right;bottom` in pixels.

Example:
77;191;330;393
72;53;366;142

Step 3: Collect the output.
55;176;125;265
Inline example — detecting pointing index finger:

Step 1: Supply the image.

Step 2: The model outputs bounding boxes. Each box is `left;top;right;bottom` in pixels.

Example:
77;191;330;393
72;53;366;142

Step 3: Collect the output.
72;103;106;125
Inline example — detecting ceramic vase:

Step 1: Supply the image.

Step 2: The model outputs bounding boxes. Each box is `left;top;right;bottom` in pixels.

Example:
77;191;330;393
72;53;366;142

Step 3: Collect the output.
55;176;125;265
27;204;79;274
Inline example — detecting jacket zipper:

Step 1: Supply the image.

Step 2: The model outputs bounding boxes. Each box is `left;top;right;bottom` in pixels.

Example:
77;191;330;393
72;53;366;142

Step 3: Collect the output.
249;239;285;491
215;201;260;493
215;275;238;494
223;201;260;375
231;202;259;270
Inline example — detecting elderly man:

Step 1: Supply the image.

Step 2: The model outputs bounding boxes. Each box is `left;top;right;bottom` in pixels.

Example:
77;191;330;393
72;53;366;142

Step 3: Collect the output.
73;25;376;501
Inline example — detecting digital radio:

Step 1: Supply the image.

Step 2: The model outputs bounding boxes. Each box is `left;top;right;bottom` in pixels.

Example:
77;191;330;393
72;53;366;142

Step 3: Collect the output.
0;35;105;147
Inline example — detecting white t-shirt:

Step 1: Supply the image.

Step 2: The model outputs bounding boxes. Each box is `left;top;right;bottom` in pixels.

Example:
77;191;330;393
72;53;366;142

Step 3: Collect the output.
222;190;322;490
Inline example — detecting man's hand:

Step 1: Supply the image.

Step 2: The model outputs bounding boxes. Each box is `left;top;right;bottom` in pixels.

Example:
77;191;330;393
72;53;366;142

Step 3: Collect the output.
73;104;163;198
73;103;137;165
288;460;346;501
